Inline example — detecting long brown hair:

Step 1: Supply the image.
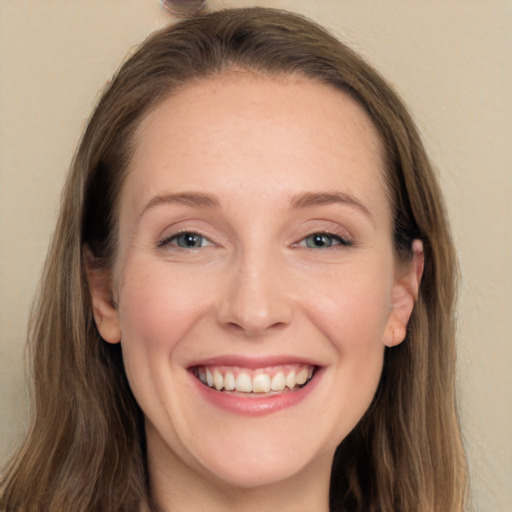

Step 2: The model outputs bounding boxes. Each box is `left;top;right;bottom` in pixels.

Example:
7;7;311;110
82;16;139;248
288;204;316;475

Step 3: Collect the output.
0;7;467;511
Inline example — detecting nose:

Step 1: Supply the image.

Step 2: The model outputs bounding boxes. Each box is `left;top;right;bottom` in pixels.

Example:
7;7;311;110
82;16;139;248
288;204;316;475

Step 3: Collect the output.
217;250;293;337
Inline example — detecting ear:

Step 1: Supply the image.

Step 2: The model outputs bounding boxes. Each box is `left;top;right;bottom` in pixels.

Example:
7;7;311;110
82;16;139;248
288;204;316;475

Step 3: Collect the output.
383;240;424;347
84;248;121;344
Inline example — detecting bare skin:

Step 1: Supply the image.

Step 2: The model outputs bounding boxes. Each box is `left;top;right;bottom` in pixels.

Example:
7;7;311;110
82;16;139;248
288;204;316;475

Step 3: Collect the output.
87;72;423;512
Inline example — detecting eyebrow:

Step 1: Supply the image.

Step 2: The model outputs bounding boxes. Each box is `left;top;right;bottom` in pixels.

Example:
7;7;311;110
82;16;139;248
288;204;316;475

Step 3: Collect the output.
139;190;372;221
139;192;221;218
290;191;372;220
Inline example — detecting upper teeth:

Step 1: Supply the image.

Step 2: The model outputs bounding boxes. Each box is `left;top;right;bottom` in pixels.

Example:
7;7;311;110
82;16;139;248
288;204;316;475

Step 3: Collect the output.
196;366;314;394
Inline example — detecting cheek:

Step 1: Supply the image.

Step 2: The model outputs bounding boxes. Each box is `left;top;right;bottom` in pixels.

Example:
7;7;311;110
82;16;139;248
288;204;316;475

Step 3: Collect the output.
114;260;218;422
297;262;392;414
116;261;212;367
313;286;388;381
303;269;393;351
296;280;388;444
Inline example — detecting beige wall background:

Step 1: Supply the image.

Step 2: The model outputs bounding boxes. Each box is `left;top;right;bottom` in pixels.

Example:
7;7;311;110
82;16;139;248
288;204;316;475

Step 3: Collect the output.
0;1;510;510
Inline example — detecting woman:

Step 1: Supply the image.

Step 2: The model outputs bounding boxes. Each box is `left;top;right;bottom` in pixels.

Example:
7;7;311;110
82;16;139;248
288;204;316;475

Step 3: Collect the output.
0;7;468;512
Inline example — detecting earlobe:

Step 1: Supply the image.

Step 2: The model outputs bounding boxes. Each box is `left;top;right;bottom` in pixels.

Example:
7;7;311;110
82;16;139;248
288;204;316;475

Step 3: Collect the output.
383;240;424;347
84;248;122;344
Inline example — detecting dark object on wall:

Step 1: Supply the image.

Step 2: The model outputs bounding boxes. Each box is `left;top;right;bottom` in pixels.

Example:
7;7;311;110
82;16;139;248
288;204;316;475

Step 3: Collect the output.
160;0;207;15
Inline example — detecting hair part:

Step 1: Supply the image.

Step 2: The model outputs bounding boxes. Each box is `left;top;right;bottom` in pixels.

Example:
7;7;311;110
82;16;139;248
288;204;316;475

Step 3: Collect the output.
1;7;467;512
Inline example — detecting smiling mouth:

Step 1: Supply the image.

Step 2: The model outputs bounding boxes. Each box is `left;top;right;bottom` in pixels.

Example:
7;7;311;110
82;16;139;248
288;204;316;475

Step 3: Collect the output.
191;364;316;394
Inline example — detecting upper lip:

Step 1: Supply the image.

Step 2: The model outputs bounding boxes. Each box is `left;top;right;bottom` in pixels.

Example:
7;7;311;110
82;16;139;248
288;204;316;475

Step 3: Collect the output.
186;354;323;370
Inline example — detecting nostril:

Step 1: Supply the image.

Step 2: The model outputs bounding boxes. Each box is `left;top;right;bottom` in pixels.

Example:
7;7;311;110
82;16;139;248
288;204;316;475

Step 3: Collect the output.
223;319;289;338
225;321;245;333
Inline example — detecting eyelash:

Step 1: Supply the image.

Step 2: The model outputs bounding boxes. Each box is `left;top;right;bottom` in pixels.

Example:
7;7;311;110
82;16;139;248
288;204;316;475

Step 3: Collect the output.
295;231;353;249
157;230;352;250
157;231;214;249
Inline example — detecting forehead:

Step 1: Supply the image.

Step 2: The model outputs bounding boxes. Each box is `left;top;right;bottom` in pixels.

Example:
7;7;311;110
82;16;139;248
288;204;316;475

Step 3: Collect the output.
123;72;387;218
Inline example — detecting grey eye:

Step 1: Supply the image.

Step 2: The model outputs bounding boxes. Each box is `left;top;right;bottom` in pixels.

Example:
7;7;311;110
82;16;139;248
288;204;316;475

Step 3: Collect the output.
300;232;352;249
174;232;205;248
305;233;336;248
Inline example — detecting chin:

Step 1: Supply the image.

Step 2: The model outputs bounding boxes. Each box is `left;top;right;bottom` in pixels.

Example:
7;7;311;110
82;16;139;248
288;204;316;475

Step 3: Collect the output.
194;442;331;490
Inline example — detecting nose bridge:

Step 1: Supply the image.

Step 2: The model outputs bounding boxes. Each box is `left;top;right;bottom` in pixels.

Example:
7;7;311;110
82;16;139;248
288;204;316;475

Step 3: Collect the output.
218;242;293;336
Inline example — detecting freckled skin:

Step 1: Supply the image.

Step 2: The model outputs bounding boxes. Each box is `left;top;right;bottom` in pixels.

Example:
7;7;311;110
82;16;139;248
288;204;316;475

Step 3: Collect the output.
91;73;420;512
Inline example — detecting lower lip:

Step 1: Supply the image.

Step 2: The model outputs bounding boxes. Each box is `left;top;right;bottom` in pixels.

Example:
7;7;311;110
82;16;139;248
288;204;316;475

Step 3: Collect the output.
189;369;322;416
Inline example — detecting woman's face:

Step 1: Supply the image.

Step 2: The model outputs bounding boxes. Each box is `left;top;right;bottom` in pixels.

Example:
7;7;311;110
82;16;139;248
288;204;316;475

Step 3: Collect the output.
90;73;420;493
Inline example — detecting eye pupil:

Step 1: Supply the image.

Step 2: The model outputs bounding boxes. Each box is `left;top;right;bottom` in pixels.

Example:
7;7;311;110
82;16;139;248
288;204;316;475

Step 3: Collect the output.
178;233;202;248
307;233;332;248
